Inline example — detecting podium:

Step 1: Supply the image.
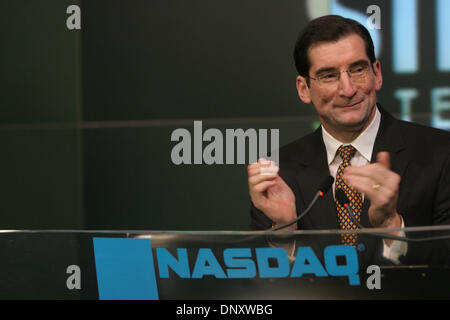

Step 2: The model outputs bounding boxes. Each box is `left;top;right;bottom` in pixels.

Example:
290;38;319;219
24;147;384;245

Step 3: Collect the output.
0;226;449;299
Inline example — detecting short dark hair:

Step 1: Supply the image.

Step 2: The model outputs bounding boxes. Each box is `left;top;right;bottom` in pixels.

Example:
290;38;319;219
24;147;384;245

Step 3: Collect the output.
293;15;376;79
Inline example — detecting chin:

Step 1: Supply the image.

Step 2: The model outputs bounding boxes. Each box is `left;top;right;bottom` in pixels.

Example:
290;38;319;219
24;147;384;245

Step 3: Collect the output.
334;115;368;131
337;108;373;127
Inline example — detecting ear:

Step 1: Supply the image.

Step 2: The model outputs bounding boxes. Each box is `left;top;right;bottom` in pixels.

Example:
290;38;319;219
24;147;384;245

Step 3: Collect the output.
296;76;312;104
372;60;383;91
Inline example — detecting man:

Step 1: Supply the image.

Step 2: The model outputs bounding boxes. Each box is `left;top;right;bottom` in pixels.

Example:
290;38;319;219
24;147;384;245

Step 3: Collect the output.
248;15;450;265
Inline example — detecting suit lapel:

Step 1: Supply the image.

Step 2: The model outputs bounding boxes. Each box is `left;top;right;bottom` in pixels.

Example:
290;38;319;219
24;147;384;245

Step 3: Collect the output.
289;127;340;230
360;104;409;227
372;105;408;174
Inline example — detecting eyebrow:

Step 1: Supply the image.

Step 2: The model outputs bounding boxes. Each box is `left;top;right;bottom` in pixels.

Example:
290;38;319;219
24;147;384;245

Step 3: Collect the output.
313;59;370;76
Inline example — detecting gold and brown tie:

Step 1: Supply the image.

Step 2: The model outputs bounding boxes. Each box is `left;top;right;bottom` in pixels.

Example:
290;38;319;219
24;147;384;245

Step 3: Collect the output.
334;145;363;246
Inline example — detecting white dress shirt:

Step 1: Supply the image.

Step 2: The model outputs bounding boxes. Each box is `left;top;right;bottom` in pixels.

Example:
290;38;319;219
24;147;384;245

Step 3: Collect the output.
322;106;381;200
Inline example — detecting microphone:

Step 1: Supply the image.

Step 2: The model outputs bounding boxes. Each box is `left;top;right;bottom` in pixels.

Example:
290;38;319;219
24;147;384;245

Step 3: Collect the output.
271;176;334;231
268;184;450;243
335;188;365;229
335;188;401;240
335;188;408;242
334;188;450;243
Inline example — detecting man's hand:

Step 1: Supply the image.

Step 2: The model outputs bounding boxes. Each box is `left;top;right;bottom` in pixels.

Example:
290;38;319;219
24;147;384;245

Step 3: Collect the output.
342;152;402;229
248;159;297;230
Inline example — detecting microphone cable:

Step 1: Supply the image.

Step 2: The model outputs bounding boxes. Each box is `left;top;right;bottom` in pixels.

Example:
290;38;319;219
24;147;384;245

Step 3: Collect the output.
270;176;334;231
335;188;450;243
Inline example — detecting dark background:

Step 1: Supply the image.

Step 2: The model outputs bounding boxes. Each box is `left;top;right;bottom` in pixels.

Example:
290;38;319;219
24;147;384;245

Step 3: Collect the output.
1;0;449;230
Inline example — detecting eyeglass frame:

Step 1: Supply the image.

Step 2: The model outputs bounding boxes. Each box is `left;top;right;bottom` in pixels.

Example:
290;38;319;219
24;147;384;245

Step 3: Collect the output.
306;60;374;85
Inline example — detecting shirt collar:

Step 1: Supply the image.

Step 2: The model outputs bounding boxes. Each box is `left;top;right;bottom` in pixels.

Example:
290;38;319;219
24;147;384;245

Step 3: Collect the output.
321;106;381;165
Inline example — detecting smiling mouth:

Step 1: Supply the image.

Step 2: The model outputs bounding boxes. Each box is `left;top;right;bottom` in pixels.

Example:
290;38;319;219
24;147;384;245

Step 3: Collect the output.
338;101;362;108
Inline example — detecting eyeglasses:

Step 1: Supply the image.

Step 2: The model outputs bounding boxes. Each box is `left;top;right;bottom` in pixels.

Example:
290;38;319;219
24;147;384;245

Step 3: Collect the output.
308;64;371;85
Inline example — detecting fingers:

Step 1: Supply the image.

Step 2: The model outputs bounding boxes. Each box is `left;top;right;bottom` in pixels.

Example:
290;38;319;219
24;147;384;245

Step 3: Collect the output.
252;180;278;193
343;152;398;188
248;170;278;186
342;152;400;209
344;163;388;182
343;172;398;204
376;151;391;169
248;158;280;193
344;168;400;191
247;158;272;171
247;158;279;177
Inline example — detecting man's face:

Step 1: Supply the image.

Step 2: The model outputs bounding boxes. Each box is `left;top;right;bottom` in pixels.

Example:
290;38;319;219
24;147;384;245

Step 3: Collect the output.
296;33;382;137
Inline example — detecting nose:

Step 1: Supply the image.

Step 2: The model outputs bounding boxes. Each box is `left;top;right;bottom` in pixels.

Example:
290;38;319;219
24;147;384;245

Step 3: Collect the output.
337;71;357;98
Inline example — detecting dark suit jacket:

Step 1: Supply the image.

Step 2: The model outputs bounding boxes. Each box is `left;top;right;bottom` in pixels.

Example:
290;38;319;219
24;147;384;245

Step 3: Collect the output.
250;104;450;266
